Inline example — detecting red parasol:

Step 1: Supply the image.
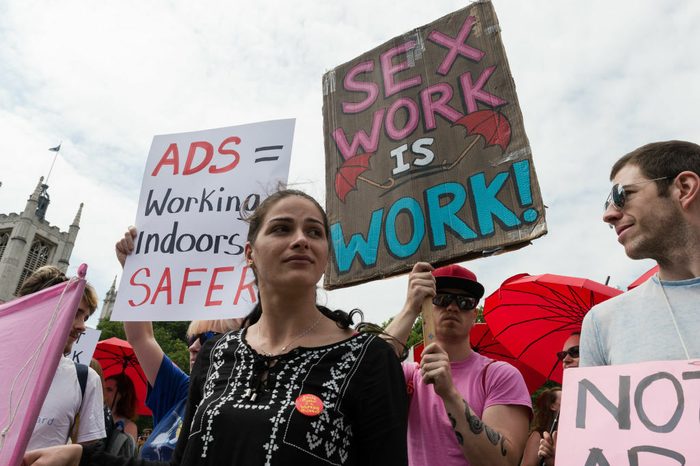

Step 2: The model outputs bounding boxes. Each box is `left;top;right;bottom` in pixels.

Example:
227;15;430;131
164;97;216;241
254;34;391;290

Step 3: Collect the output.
483;273;622;384
446;109;512;170
469;323;549;393
627;265;659;290
334;153;394;202
94;337;152;416
410;323;545;393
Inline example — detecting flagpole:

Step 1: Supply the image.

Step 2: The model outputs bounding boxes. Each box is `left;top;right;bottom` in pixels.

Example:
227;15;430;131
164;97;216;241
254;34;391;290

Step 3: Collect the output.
45;142;62;186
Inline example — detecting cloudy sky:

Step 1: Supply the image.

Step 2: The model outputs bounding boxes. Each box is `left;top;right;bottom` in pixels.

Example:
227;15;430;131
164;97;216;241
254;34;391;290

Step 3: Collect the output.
1;0;698;327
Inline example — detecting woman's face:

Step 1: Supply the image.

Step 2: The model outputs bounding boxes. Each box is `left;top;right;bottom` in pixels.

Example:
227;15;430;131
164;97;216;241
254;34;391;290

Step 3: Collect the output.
246;196;328;293
104;378;118;409
550;390;562;412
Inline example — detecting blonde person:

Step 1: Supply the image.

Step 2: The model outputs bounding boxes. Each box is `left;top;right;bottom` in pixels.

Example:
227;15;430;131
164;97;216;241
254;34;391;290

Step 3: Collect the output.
24;189;408;465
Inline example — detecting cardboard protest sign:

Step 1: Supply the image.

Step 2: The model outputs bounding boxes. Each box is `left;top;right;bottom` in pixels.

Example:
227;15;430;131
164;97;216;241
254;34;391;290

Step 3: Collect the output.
0;269;86;466
556;360;700;465
114;120;294;321
322;2;545;288
69;327;101;365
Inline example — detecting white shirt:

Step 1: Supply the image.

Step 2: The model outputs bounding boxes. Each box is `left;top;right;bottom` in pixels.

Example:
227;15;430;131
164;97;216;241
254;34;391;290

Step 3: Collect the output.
27;356;106;450
581;275;700;366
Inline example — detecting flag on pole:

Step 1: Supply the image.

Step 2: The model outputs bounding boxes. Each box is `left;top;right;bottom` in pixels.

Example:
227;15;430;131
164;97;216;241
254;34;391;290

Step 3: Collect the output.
48;144;61;152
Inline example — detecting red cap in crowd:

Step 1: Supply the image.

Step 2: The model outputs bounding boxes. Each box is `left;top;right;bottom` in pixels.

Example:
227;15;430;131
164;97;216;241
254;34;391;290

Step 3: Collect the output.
432;264;485;299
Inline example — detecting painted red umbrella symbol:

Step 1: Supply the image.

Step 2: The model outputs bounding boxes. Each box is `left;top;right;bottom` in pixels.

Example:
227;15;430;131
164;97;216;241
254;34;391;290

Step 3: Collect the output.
627;265;659;290
483;273;622;384
334;153;394;202
446;109;512;170
410;323;545;393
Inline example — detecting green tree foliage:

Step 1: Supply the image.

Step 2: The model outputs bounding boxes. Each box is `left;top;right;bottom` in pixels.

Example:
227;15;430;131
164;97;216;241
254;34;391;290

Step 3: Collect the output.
96;319;190;374
96;319;190;432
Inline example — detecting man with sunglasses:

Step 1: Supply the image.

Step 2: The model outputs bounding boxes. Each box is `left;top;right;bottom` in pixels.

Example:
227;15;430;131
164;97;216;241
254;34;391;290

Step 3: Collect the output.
580;140;700;367
386;263;531;466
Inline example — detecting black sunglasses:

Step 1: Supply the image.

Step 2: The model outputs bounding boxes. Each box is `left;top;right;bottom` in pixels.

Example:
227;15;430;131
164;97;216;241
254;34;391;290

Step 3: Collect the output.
604;176;672;211
432;293;478;311
556;346;579;361
186;331;220;347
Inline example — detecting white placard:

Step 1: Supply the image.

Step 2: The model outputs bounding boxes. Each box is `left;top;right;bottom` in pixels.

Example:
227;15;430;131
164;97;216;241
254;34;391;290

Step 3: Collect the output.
113;119;294;321
69;327;101;365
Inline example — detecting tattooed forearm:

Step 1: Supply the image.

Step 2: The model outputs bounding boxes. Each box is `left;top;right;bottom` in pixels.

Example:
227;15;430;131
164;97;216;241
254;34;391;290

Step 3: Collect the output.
485;426;507;457
448;412;464;445
462;400;508;457
485;425;501;445
465;401;484;434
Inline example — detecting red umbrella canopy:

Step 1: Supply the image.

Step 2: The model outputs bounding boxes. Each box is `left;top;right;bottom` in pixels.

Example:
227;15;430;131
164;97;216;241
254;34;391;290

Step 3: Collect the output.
469;323;549;394
410;323;546;393
627;265;659;290
483;273;622;384
94;337;152;416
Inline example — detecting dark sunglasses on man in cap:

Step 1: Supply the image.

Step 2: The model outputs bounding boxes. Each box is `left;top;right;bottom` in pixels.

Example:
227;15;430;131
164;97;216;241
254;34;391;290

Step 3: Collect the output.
432;293;478;311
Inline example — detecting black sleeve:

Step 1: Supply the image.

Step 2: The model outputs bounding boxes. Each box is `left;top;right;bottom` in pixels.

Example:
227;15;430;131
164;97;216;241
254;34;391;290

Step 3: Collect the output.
80;338;215;466
347;336;408;466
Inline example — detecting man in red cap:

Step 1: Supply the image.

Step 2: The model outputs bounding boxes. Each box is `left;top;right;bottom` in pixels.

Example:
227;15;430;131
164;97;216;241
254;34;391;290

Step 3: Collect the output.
386;263;531;466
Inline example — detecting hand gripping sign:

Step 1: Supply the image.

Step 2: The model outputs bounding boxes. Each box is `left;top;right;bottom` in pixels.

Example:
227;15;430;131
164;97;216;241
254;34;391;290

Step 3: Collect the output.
114;119;294;321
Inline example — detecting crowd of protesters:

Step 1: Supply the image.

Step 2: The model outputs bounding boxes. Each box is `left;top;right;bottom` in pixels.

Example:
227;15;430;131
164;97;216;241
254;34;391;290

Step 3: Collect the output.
17;140;700;465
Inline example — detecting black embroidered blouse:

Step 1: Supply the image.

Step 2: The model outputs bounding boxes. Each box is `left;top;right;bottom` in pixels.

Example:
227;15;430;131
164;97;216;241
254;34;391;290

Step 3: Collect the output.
81;329;408;466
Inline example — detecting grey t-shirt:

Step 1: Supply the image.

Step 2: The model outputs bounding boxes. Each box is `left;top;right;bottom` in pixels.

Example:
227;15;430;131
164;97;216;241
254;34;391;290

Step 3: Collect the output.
580;275;700;366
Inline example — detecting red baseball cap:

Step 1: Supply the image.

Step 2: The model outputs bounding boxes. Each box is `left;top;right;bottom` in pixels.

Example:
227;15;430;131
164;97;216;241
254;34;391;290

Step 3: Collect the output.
432;264;485;299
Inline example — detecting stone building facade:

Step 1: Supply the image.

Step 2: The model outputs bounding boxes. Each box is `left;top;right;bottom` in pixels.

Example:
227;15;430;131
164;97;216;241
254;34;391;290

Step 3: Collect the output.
0;177;81;303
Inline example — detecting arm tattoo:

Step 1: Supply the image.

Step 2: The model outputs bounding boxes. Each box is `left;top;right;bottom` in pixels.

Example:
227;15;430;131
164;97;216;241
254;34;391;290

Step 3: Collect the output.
485;425;501;445
464;401;484;434
464;401;508;457
448;412;464;445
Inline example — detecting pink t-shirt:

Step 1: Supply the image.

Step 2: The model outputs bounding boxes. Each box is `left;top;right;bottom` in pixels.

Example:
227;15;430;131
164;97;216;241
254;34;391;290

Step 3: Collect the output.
403;351;531;466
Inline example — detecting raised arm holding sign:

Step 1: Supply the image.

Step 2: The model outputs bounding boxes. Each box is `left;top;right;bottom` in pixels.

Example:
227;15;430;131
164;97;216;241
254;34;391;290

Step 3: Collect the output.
326;3;542;464
386;263;531;466
322;2;546;291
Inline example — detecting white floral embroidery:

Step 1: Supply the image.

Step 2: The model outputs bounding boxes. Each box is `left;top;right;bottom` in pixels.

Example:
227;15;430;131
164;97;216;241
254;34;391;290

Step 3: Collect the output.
192;331;374;465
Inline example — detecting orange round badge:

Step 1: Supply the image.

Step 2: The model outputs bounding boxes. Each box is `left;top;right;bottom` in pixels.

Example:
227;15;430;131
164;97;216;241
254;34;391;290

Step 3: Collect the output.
295;394;324;416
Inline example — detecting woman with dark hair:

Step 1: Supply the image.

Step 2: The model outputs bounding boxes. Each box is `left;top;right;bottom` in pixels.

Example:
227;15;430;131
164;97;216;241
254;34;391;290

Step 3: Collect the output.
520;388;561;466
104;373;139;443
25;189;408;466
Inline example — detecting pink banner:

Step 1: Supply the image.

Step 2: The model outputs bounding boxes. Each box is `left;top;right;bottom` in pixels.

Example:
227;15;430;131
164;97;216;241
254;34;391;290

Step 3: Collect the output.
557;359;700;465
0;267;86;466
